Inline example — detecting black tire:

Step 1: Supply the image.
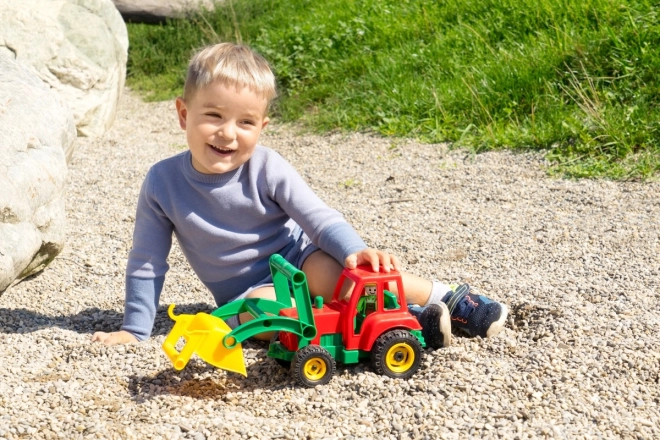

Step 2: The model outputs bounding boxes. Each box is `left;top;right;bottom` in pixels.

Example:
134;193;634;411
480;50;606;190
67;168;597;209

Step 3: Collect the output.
292;345;336;387
371;329;422;379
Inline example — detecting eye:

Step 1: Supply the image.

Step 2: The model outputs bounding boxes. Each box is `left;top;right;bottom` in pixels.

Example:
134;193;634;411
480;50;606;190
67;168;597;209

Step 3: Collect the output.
205;112;221;118
240;120;256;126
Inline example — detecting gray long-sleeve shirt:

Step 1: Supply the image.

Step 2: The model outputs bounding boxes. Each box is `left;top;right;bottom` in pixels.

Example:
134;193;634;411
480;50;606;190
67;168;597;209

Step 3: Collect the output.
122;146;367;340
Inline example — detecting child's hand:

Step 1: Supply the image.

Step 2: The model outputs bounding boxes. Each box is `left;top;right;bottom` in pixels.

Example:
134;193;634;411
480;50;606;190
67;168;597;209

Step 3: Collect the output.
91;330;138;345
345;248;401;273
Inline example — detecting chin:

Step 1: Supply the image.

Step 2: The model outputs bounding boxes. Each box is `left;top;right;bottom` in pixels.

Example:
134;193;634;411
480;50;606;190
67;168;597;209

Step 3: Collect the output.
210;163;239;174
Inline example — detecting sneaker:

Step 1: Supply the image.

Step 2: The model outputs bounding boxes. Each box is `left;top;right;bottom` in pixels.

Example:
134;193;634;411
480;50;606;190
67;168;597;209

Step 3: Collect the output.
443;284;508;338
409;303;452;349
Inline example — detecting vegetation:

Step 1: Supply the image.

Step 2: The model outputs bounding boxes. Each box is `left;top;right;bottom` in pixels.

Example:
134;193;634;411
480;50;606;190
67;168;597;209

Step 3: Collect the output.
126;0;660;179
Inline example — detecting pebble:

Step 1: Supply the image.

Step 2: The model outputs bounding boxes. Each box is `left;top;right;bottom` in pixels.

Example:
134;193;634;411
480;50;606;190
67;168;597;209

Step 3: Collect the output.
0;90;659;439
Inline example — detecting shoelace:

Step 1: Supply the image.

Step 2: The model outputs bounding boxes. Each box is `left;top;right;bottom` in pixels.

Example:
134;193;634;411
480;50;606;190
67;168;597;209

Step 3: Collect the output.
444;284;474;316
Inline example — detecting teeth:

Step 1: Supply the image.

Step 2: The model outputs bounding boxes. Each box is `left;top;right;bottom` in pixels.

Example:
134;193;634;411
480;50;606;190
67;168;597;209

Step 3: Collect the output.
210;144;232;153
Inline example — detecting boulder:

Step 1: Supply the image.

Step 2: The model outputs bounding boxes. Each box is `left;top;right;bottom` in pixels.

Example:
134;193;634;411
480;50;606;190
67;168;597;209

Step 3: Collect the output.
112;0;217;23
0;54;76;294
0;0;129;137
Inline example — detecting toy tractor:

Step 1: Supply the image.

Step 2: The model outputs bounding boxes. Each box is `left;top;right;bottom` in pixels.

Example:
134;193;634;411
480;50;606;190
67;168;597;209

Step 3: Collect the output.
162;254;427;387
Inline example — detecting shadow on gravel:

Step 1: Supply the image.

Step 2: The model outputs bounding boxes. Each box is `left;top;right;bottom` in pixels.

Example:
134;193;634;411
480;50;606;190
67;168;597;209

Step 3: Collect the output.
0;302;215;337
126;344;319;402
127;341;361;401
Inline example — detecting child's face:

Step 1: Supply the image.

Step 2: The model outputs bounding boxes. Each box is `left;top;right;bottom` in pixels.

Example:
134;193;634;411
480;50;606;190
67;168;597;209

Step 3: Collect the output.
175;82;270;174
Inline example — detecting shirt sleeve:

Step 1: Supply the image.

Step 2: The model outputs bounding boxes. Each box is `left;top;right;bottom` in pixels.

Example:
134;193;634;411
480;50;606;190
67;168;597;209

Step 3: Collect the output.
121;275;165;341
265;152;367;264
121;170;174;340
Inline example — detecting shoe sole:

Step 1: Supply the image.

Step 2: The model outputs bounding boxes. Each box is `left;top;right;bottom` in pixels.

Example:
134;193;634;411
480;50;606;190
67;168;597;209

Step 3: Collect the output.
438;302;451;347
423;303;452;349
486;303;509;338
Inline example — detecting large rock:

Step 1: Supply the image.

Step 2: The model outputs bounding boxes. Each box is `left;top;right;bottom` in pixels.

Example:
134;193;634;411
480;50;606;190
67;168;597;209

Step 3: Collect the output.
112;0;216;23
0;0;129;137
0;54;76;294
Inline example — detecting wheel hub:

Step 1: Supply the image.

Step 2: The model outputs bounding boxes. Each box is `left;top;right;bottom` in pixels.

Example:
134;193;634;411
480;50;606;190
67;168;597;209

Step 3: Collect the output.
304;358;327;380
385;342;415;373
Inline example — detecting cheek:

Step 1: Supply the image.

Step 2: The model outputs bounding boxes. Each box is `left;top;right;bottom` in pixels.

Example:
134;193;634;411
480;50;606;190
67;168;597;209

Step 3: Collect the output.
187;129;202;145
192;120;216;133
242;130;261;142
241;134;260;149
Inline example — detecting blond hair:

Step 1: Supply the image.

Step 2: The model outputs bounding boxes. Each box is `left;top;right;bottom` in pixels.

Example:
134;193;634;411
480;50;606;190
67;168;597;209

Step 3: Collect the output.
183;43;277;103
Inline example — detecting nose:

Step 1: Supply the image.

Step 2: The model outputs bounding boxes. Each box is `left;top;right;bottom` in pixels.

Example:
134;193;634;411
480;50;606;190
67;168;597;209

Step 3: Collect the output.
218;121;236;140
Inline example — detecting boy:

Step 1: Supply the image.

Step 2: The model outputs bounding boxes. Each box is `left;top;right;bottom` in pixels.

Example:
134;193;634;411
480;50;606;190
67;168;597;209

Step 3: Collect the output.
92;43;507;349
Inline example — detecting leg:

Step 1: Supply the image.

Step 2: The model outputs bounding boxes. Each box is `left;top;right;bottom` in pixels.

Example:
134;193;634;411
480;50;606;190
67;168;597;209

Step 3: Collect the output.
301;250;345;302
391;273;508;339
389;272;433;305
302;251;451;348
392;273;452;349
302;250;436;304
301;250;505;341
237;286;293;341
233;250;347;341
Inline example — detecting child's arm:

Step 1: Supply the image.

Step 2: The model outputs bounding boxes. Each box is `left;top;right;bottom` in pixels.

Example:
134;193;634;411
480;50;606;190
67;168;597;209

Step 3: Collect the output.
266;152;369;265
92;169;173;345
91;276;167;345
267;151;402;273
264;150;407;274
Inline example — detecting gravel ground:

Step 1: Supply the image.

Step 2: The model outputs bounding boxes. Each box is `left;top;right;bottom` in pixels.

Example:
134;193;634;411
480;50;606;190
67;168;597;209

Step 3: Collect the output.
1;90;659;440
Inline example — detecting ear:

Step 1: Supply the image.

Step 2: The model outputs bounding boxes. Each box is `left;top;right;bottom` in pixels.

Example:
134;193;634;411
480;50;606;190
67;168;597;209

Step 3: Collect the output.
175;97;188;130
261;116;270;130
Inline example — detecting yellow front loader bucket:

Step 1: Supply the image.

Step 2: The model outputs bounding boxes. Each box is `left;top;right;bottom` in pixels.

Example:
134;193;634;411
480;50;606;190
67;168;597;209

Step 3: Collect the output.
162;304;247;376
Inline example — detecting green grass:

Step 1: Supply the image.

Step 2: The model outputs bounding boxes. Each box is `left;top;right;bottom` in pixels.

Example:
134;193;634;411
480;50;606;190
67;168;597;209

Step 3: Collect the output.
126;0;660;180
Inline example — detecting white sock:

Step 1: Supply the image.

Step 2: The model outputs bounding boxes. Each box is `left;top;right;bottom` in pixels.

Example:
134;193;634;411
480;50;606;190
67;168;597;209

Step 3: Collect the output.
424;280;452;306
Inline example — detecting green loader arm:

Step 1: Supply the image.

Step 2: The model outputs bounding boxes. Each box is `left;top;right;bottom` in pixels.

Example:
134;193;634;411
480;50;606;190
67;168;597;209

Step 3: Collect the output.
210;254;317;350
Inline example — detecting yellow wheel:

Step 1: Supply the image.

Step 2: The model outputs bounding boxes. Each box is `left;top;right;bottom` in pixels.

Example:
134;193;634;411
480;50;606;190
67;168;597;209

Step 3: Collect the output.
303;357;327;381
372;330;422;379
292;345;336;387
385;343;416;373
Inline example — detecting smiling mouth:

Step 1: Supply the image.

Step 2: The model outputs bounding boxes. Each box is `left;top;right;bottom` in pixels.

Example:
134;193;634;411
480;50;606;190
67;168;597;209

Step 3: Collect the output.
208;144;234;155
